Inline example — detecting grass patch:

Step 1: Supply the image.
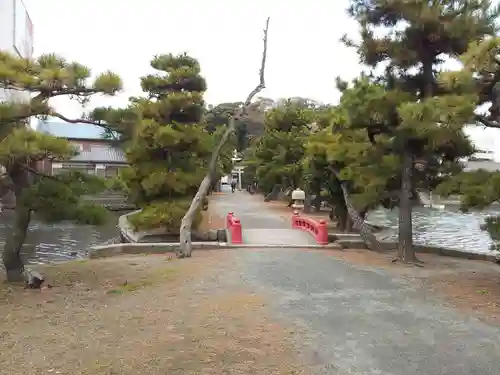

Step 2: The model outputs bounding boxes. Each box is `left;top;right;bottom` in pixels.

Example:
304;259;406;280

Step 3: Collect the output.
106;266;179;295
107;279;154;294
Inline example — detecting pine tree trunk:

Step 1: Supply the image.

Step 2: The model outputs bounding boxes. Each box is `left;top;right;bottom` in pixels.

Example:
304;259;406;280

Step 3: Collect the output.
2;167;31;281
333;200;349;232
398;149;417;262
178;176;212;258
338;182;385;252
329;167;384;251
303;193;312;213
312;193;321;212
3;204;31;281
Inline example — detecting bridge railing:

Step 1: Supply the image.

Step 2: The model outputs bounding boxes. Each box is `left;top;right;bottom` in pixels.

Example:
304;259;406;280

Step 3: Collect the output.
226;212;243;244
291;212;328;245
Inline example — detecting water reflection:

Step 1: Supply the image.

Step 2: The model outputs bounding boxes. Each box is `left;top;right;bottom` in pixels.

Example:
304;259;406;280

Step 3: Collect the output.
0;211;120;264
0;205;497;264
367;206;498;254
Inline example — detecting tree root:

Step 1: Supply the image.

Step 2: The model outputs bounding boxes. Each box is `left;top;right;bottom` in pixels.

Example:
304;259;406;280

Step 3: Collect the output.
391;257;425;267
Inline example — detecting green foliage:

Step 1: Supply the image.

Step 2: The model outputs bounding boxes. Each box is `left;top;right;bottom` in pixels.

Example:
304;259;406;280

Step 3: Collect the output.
246;100;314;193
304;109;400;211
128;199;202;231
202;102;242;172
481;216;500;251
204;102;242;133
0;52;121;133
0;52;122;96
118;53;212;231
204;101;265;151
436;170;500;211
0;128;75;163
22;171;108;225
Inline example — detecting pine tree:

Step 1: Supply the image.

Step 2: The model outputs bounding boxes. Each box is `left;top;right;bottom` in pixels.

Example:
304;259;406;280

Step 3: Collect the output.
246;100;314;195
0;51;122;281
121;54;213;232
345;0;499;262
435;37;500;251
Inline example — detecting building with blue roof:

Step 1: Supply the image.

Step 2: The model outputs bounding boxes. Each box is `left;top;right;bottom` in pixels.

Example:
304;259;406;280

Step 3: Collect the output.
35;118;127;178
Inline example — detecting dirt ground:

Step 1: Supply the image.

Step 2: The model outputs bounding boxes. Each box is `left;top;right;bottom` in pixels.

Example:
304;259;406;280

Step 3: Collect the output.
311;247;500;325
0;252;307;375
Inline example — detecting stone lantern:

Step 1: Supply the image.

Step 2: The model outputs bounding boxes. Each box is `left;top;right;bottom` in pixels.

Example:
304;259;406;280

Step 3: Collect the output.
291;188;306;210
414;159;427;172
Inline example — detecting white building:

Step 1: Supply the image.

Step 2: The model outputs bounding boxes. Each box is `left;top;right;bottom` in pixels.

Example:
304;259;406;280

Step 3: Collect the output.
0;0;34;102
0;0;33;179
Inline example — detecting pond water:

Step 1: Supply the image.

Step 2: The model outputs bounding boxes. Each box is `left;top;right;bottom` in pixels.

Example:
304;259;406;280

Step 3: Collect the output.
367;206;498;254
0;205;497;265
0;211;121;264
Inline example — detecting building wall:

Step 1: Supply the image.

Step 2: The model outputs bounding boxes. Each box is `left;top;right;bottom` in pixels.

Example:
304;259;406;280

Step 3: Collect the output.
39;159;127;179
51;162;126;178
0;0;33;102
38;139;127;178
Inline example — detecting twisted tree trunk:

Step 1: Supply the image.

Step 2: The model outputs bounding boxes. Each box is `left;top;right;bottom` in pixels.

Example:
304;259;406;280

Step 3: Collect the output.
329;167;385;252
178;17;271;258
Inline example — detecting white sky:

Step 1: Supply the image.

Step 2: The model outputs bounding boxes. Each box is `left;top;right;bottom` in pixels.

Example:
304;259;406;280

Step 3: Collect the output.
23;0;500;159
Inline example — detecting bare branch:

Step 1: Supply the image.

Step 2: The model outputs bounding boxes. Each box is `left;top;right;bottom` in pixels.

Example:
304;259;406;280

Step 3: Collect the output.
240;17;270;117
178;17;271;258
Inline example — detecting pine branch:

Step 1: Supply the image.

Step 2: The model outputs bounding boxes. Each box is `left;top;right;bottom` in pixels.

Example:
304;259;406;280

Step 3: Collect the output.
50;112;120;141
3;84;102;98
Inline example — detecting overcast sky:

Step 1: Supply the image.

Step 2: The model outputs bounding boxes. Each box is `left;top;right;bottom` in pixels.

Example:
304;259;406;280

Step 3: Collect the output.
23;0;500;159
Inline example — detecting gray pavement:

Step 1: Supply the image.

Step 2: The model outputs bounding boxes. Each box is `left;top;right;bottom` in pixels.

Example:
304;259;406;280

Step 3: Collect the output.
213;187;316;245
209;190;500;374
223;248;500;375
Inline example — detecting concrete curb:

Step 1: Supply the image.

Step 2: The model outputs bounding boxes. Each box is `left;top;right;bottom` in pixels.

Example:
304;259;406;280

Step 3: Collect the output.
89;240;498;263
88;242;343;259
338;240;499;262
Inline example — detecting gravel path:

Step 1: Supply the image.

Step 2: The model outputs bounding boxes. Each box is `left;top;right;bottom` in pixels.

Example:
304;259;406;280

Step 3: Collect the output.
209;191;500;374
219;248;500;374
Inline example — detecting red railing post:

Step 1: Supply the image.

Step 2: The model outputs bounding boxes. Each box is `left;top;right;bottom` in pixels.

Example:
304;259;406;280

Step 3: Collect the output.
231;218;243;244
291;211;300;229
316;220;328;245
227;212;233;229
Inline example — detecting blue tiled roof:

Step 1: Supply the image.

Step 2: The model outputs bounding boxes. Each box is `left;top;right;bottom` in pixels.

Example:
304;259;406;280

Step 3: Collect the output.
36;118;112;140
